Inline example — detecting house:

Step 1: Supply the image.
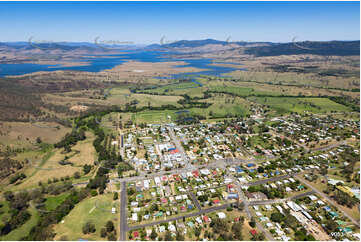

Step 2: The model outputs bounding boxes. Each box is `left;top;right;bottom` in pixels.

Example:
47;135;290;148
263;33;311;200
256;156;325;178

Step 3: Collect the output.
159;226;166;233
132;213;138;221
227;193;238;200
195;217;202;224
217;212;226;219
133;231;139;238
203;215;210;223
245;191;267;201
286;201;301;212
250;229;257;236
168;224;176;232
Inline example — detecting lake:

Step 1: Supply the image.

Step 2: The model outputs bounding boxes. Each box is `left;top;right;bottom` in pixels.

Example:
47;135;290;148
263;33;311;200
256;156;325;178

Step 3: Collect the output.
0;50;244;77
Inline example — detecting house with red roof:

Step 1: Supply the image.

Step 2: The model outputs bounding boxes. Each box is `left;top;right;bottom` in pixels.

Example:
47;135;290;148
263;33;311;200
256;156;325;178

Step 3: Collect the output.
170;149;179;154
192;170;199;177
250;229;257;236
213;199;220;204
203;215;210;223
133;231;139;238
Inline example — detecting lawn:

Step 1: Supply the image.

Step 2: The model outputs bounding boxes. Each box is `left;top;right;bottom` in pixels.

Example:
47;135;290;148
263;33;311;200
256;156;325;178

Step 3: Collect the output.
53;193;119;241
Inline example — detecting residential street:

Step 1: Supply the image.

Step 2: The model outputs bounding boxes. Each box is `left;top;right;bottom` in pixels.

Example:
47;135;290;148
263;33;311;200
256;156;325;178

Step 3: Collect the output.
296;175;360;227
119;181;128;241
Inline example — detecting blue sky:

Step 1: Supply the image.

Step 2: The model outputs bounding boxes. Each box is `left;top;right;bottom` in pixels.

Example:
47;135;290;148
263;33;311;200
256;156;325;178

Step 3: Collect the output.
0;1;359;43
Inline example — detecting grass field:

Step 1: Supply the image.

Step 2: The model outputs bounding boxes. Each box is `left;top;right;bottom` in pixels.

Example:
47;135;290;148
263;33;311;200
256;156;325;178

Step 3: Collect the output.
45;192;70;211
228;69;360;91
0;206;39;241
189;95;251;119
249;97;351;114
12;132;97;190
142;81;200;94
53;193;119;241
133;110;177;124
0;121;71;150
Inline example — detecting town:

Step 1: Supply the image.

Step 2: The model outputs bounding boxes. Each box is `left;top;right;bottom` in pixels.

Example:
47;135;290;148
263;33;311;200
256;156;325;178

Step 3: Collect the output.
97;111;360;241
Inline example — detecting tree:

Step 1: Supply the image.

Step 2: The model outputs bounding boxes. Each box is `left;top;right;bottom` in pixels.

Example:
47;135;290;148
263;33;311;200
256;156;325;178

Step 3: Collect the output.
106;220;114;232
113;192;118;200
150;228;158;240
176;231;184;241
194;227;201;237
36;137;42;144
270;212;285;223
83;164;92;174
231;222;243;240
73;172;81;179
164;231;173;241
249;217;256;228
107;233;116;241
101;228;107;238
82;221;96;234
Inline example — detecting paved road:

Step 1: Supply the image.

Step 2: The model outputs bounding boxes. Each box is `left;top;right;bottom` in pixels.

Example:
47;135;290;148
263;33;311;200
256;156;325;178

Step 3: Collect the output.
119;181;128;241
248;191;315;206
189;191;202;211
168;126;192;169
296;175;360;227
128;202;236;231
246;173;299;186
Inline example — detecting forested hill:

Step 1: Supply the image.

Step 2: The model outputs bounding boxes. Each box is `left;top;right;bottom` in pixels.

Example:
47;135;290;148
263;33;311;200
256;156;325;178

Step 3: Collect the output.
244;40;360;56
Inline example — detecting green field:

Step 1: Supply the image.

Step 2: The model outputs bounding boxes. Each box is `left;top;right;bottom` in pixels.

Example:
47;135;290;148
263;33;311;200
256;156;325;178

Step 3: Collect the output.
249;97;352;114
45;193;70;211
0;206;39;241
142;81;200;94
53;194;119;241
133;110;177;124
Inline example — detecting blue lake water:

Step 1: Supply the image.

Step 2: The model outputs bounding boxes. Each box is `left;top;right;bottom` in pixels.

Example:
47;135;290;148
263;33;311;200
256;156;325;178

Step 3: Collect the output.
0;50;245;77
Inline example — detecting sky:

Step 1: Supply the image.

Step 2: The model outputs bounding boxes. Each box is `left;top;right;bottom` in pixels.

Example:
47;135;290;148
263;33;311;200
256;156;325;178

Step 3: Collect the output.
0;1;359;44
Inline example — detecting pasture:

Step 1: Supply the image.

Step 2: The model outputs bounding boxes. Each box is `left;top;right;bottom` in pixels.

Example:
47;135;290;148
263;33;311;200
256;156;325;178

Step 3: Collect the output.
13;132;96;190
0;121;71;150
249;97;351;114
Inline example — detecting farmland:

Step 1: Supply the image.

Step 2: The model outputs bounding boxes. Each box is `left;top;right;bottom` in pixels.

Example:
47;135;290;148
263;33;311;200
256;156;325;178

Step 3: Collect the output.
248;97;352;115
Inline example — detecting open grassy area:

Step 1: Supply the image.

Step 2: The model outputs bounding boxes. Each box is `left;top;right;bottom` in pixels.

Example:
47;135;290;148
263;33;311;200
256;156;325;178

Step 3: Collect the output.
45;192;70;211
0;121;71;151
53;193;119;241
249;97;351;114
190;94;251;119
12;132;96;191
0;206;40;241
133;110;177;124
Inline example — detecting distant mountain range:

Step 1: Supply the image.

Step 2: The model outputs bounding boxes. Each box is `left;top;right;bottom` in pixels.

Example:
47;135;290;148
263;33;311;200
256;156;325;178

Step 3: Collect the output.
0;39;359;56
